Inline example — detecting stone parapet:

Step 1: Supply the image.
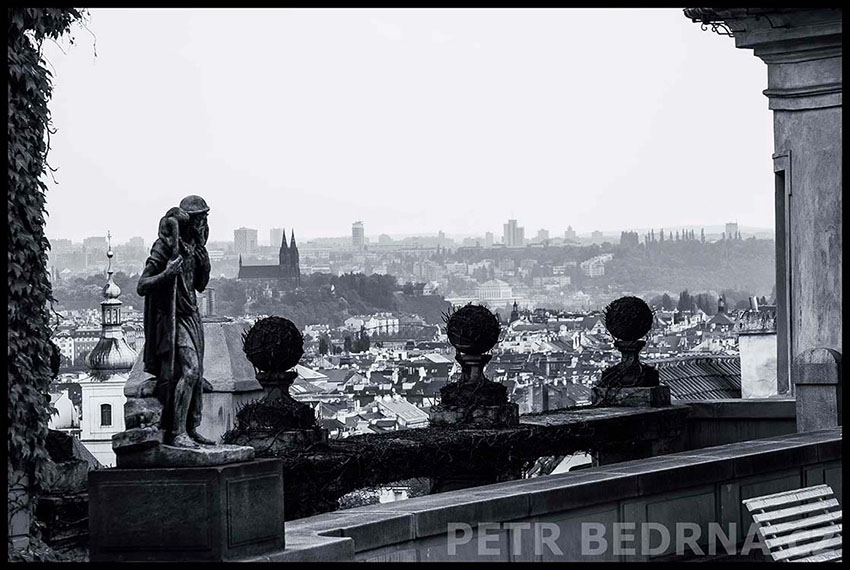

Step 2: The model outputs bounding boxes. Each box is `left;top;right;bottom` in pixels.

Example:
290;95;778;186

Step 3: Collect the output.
251;428;841;562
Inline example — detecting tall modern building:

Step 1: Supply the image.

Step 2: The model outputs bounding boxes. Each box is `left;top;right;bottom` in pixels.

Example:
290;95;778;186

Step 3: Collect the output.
126;236;145;250
564;226;577;241
502;219;525;247
725;222;740;239
83;236;108;252
270;228;284;249
352;221;365;249
234;227;258;256
51;238;74;253
536;229;549;242
484;232;494;247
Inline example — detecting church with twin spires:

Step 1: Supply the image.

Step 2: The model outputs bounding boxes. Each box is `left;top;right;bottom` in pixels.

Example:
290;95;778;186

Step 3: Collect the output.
237;228;301;289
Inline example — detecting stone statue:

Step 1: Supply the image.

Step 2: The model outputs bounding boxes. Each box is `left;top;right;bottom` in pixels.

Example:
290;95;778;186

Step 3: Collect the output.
137;195;215;448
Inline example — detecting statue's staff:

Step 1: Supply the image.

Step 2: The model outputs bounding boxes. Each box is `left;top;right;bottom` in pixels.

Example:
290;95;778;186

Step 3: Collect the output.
156;209;186;432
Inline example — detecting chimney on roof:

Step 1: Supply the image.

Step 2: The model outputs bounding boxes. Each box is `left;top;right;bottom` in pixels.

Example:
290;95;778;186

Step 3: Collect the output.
737;304;780;399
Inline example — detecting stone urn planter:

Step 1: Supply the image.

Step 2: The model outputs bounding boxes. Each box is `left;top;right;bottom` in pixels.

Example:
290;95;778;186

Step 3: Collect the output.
225;316;326;453
430;304;519;428
592;296;669;407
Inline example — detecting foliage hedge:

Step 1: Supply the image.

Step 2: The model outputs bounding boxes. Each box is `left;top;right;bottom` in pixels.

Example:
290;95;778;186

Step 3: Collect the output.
8;7;85;552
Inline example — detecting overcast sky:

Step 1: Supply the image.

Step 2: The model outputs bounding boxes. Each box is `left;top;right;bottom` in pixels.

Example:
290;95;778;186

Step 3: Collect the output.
42;8;773;245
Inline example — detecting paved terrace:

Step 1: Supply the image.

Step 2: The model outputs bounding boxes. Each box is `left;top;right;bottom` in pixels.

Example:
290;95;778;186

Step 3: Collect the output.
249;427;841;562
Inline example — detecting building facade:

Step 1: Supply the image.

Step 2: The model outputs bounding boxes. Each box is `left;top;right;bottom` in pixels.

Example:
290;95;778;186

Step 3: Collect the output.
477;279;513;302
233;227;258;256
269;228;284;249
352;221;365;249
502;219;525;247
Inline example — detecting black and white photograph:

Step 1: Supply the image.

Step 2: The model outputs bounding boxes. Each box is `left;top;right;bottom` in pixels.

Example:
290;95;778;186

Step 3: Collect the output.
7;6;842;563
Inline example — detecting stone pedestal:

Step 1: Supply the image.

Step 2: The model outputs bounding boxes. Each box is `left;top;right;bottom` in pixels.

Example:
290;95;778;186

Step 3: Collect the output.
89;459;284;561
429;403;519;428
591;385;671;408
114;441;255;469
227;427;327;455
794;348;841;433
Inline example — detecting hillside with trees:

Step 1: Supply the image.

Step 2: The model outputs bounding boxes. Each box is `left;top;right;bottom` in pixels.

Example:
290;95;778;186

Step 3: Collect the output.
603;238;775;296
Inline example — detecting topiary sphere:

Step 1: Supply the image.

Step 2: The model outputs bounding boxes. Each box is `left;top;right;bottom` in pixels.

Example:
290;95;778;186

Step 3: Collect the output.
444;304;501;355
242;316;304;373
603;296;654;341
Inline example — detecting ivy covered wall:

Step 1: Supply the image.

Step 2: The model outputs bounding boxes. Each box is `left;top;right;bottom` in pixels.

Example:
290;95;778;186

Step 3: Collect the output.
8;8;84;556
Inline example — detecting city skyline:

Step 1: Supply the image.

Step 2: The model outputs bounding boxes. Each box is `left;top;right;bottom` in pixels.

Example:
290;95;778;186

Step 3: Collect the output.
50;219;774;248
41;8;773;243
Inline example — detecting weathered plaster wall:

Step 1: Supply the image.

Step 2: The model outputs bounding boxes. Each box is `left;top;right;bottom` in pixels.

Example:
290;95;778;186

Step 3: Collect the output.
774;106;842;356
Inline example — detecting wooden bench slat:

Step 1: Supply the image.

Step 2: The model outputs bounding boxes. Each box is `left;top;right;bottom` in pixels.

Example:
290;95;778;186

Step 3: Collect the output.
742;484;830;505
792;549;842;563
772;536;843;561
743;485;833;511
752;498;839;523
760;511;842;536
765;523;842;548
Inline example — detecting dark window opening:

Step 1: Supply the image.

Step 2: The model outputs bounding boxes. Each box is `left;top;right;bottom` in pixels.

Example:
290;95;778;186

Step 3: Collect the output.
100;403;113;427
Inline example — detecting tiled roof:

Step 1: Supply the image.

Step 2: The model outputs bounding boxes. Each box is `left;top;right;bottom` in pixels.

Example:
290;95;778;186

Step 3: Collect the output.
654;355;741;400
423;353;453;364
237;264;282;279
378;399;429;423
707;312;735;327
320;418;346;432
295;364;328;381
290;378;323;394
323;369;357;384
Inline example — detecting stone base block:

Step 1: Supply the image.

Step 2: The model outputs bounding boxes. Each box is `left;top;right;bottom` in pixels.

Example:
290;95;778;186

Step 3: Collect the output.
115;443;255;468
229;428;327;455
123;397;163;430
592;385;671;407
89;459;284;561
112;427;163;454
430;403;519;428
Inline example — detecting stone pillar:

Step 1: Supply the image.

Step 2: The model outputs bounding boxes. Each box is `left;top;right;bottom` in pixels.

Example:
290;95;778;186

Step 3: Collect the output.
684;7;842;438
794;348;841;432
756;11;842;424
428;305;520;493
